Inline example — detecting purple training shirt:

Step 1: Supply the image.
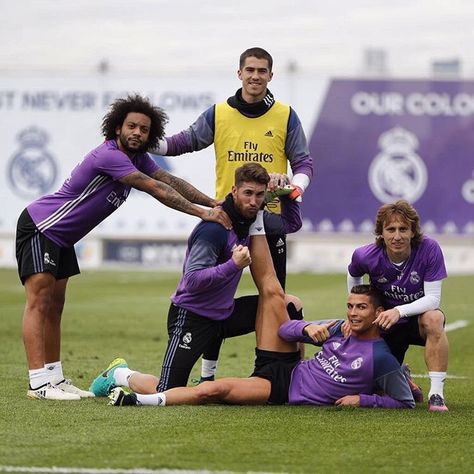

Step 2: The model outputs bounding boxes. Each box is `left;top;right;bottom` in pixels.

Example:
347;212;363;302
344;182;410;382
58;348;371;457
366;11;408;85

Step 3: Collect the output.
27;140;160;247
171;197;302;321
171;221;246;320
279;320;415;408
348;237;447;309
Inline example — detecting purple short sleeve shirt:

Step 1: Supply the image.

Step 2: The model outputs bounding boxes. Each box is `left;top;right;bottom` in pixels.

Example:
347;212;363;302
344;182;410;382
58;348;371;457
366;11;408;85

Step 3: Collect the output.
27;140;160;247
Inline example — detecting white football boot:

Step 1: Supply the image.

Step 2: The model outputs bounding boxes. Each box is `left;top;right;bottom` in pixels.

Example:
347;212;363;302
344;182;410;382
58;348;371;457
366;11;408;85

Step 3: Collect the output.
56;379;95;398
27;383;81;400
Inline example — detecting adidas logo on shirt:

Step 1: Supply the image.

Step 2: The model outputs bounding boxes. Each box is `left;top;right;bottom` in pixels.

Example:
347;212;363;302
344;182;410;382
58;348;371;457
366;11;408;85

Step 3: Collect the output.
264;130;273;137
276;238;285;247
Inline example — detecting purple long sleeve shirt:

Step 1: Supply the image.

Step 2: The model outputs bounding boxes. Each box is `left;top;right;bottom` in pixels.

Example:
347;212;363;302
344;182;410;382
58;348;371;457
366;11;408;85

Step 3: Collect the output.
27;140;159;247
279;320;415;409
171;196;302;320
264;197;302;235
171;221;246;320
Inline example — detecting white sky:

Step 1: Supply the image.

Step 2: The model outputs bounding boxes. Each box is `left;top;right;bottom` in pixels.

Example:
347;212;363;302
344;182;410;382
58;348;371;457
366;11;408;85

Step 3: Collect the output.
1;0;473;78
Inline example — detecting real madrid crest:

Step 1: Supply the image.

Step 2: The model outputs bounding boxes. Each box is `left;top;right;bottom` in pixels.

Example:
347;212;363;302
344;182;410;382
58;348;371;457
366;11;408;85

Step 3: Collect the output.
409;271;421;285
368;126;427;204
351;357;363;370
8;127;57;199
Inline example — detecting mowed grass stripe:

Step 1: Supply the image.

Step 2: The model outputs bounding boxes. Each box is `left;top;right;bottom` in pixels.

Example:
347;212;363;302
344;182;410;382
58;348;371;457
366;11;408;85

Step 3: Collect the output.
1;269;473;474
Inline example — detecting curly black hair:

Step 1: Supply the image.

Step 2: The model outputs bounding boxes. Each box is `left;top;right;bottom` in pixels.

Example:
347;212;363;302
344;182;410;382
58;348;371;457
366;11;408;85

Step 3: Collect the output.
101;94;168;150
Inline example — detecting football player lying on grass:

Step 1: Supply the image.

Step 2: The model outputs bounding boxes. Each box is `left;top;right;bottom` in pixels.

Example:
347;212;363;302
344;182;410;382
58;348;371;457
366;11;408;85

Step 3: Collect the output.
94;235;415;409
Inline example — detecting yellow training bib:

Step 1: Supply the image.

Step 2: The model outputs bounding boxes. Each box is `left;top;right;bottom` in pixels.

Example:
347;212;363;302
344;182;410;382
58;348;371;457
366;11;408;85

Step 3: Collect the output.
214;101;290;212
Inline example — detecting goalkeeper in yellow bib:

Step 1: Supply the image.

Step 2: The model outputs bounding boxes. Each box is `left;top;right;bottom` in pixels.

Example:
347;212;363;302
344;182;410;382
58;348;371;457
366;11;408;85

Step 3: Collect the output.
151;47;313;383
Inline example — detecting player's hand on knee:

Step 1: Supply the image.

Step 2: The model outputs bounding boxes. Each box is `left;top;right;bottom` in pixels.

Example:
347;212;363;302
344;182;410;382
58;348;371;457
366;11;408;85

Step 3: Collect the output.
232;245;251;269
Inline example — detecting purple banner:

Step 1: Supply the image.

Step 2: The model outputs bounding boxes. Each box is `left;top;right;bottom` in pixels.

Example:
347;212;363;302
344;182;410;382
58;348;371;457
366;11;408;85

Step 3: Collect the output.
302;79;474;235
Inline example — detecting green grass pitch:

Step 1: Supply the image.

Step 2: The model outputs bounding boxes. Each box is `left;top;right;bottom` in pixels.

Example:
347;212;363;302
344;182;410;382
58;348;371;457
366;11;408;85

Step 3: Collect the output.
1;268;473;473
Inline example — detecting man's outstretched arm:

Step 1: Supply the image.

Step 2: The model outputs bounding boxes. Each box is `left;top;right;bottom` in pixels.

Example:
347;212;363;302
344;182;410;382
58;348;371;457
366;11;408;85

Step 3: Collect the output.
119;171;231;229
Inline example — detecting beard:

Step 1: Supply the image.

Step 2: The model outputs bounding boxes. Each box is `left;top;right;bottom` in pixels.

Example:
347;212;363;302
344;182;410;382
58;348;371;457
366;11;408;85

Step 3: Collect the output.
118;133;149;154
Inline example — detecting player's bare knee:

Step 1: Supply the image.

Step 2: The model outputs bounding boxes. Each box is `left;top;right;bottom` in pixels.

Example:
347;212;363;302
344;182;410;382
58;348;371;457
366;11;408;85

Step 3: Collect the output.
285;295;304;320
260;278;285;299
419;310;445;336
27;291;53;314
285;294;303;312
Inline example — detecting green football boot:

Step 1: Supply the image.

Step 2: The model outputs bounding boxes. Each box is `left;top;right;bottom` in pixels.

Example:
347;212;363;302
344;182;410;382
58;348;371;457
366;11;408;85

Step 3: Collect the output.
89;358;128;397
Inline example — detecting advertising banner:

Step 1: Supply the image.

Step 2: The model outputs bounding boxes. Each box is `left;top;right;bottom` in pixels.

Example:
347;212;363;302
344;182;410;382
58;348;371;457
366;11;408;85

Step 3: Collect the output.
302;79;474;235
2;75;472;245
0;74;323;239
0;76;226;238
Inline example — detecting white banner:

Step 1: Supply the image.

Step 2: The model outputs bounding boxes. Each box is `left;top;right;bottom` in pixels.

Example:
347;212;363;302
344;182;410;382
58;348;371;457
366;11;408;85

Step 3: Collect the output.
1;74;326;238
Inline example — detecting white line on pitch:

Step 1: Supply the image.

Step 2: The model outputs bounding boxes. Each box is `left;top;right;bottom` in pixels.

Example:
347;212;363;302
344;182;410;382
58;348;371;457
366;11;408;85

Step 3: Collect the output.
0;467;277;474
0;468;225;474
411;374;468;379
445;320;469;332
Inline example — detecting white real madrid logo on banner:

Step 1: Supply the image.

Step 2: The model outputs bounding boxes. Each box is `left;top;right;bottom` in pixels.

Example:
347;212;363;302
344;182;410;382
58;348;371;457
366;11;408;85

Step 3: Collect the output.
8;126;57;199
368;126;427;204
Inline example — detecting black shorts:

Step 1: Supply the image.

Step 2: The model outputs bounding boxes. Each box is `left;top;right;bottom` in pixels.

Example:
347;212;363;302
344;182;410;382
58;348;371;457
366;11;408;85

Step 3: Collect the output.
157;295;259;391
382;315;429;364
15;208;80;284
251;348;301;405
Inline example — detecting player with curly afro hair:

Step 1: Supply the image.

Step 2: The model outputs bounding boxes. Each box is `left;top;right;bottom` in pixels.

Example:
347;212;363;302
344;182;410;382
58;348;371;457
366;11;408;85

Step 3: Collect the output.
16;94;231;402
101;94;168;151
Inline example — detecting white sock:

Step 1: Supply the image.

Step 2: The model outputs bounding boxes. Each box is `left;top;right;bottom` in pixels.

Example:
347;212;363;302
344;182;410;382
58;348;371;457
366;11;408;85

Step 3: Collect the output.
201;359;218;378
136;392;166;406
44;361;64;385
428;371;446;398
249;210;265;236
113;367;136;387
29;368;53;390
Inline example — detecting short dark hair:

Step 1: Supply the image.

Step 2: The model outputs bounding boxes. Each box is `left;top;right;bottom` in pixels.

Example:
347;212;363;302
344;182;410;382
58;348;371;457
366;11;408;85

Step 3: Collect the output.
374;200;423;248
101;94;168;151
350;284;385;309
239;47;273;71
235;163;270;187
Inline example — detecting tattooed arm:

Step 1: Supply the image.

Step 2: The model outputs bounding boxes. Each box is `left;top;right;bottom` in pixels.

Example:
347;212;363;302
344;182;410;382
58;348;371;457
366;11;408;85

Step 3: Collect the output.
151;168;218;207
119;172;231;229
